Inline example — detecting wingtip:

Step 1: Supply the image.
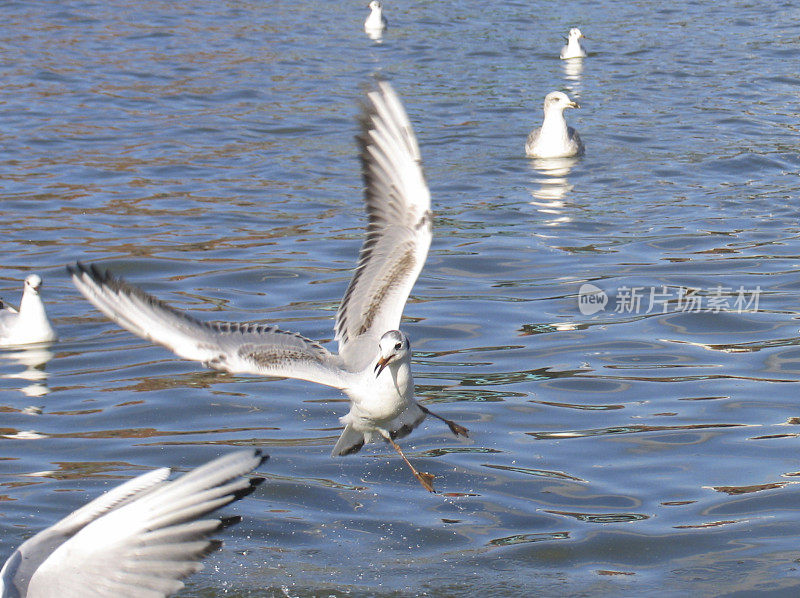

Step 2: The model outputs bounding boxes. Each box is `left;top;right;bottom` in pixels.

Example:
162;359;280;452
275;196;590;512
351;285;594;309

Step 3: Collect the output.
233;476;266;501
205;538;224;555
253;449;270;469
218;515;243;531
66;260;88;279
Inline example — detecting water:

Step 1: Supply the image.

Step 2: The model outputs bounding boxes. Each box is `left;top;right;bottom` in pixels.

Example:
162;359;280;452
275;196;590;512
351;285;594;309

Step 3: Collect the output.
2;0;800;595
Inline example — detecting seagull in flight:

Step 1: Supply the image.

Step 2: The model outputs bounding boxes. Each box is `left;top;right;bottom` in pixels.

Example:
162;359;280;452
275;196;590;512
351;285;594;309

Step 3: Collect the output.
0;450;266;597
68;81;468;493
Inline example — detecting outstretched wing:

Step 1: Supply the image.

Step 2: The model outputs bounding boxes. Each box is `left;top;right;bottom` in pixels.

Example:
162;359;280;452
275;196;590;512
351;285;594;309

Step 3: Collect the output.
22;450;266;598
68;263;348;389
334;81;432;366
1;468;171;597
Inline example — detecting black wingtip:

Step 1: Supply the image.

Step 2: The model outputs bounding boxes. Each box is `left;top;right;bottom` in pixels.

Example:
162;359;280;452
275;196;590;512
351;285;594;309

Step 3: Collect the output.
66;261;111;285
218;515;243;531
253;449;270;469
206;539;224;554
233;476;265;500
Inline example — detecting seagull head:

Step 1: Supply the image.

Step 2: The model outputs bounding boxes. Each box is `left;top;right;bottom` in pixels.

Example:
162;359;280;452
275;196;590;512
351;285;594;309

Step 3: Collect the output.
543;91;579;114
368;0;381;10
374;330;410;377
24;274;43;295
567;28;584;41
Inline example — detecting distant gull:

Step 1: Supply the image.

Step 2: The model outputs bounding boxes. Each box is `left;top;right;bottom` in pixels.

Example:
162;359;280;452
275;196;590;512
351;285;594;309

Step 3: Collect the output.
560;27;587;60
0;275;56;347
364;0;387;33
0;450;266;597
525;91;584;159
69;81;468;493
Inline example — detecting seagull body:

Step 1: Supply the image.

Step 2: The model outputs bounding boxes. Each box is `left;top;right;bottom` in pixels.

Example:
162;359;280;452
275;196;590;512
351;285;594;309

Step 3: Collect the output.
525;91;584;159
364;0;387;32
560;27;587;59
0;450;266;598
0;275;56;348
69;82;467;492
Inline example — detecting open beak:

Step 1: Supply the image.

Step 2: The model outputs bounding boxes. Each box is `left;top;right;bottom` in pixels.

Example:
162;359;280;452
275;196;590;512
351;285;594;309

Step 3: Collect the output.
374;356;390;376
568;101;580;109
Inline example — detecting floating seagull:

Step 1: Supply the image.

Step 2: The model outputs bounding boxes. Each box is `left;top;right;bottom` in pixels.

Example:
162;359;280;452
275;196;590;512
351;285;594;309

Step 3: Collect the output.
0;275;56;348
560;27;587;60
0;449;266;597
69;81;468;493
525;91;584;159
364;0;387;33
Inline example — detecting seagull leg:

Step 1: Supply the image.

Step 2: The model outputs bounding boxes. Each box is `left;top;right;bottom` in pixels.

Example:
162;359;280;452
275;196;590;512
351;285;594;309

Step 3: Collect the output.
419;404;469;438
382;431;436;492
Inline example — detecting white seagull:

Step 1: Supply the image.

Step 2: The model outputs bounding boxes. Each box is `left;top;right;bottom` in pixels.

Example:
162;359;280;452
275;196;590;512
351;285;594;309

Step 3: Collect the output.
560;27;587;60
0;449;266;597
68;81;467;493
525;91;584;159
364;0;387;33
0;275;56;348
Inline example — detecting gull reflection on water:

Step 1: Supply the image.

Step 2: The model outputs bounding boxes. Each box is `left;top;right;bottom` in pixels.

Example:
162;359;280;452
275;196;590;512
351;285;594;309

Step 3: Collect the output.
562;57;583;96
528;156;578;225
1;344;53;398
365;27;383;43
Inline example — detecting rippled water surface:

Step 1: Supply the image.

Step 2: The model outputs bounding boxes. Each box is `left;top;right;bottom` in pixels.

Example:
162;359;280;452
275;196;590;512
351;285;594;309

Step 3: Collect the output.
3;1;800;596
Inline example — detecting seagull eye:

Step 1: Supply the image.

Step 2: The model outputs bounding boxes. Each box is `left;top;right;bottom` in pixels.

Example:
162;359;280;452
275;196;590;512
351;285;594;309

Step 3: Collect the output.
394;342;402;350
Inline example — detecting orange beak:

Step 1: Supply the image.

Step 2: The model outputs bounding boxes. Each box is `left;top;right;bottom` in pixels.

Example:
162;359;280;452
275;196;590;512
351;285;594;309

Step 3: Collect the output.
374;356;390;376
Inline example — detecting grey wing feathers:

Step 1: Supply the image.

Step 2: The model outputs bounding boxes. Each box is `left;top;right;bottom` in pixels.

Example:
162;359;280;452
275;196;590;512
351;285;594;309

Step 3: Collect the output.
334;81;432;360
0;304;19;338
525;127;541;152
568;127;584;154
23;450;266;598
68;263;348;389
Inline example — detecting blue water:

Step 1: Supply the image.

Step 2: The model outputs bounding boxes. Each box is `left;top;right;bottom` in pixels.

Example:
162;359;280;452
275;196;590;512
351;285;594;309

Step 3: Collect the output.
3;0;800;595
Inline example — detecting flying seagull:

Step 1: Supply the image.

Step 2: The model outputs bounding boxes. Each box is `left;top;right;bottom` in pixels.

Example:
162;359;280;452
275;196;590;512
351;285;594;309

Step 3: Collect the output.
0;450;266;597
68;81;468;492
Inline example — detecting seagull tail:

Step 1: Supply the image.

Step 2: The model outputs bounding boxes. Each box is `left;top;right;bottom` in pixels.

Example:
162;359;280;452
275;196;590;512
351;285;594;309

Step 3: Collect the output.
331;423;366;457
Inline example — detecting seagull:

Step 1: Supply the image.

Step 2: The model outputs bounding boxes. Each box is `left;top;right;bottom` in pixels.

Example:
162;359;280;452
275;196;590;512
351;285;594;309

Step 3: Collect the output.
0;275;56;348
560;27;587;60
68;81;468;493
364;0;387;33
525;91;584;159
0;449;266;597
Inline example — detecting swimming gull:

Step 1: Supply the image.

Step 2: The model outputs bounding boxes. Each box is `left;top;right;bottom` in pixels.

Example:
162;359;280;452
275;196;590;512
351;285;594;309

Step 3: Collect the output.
364;0;387;33
0;275;56;347
560;27;587;59
68;81;468;493
525;91;584;159
0;449;266;597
